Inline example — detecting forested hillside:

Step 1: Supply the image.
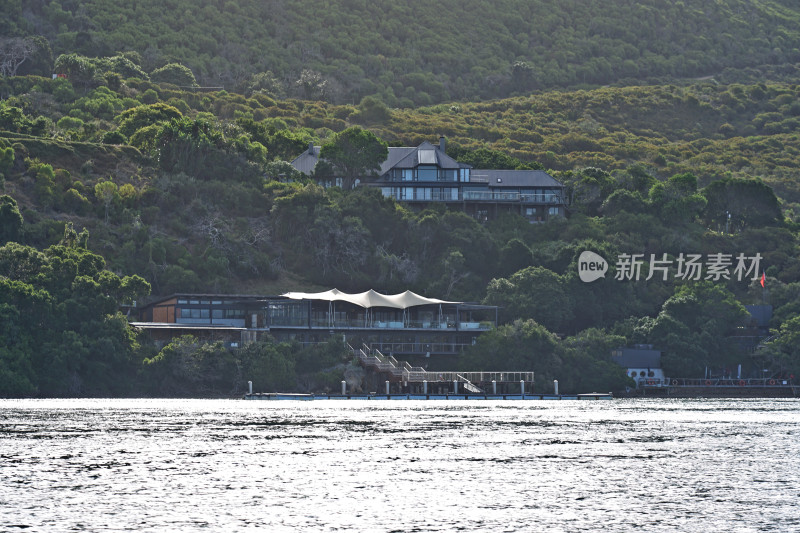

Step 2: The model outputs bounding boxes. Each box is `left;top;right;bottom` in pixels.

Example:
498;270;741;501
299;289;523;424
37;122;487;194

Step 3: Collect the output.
4;0;800;105
2;68;800;396
3;0;800;396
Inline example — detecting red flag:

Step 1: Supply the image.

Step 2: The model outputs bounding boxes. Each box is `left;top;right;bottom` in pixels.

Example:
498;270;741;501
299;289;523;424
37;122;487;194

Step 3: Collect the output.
761;272;766;288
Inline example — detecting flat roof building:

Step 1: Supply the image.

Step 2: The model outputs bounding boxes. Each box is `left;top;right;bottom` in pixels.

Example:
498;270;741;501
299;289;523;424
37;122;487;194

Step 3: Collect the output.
132;289;498;370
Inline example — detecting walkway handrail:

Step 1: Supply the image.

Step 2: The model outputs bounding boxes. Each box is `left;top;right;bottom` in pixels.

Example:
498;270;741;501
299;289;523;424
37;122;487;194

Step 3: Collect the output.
352;345;533;387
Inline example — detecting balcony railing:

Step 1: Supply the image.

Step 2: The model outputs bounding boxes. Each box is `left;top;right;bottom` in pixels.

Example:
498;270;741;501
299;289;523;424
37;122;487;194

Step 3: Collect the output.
381;190;564;204
272;319;491;331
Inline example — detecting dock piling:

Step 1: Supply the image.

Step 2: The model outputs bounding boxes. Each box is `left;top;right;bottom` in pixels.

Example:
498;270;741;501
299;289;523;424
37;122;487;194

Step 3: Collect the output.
341;380;346;395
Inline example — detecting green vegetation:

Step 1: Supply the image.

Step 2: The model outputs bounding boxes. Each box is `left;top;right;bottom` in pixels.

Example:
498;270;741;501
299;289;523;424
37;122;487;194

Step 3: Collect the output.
6;1;800;107
0;224;149;396
4;0;800;396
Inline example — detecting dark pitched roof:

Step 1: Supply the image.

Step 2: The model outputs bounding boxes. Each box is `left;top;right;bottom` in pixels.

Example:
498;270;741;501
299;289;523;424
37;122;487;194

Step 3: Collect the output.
292;141;471;177
290;140;562;191
612;348;662;368
384;141;466;173
472;169;564;188
291;145;320;175
378;147;417;175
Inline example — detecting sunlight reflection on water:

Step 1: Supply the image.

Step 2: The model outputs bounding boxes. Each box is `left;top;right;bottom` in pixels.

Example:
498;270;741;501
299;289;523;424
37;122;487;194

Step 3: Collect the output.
1;398;798;532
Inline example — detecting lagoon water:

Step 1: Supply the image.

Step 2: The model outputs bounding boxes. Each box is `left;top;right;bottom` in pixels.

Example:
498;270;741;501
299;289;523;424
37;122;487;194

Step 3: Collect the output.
1;399;798;532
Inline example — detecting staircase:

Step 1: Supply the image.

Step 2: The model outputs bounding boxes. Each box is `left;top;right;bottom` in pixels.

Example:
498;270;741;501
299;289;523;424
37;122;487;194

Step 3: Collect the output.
352;344;484;393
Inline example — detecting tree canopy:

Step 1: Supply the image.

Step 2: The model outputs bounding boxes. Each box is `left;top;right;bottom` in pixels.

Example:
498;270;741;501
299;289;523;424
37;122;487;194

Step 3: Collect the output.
319;126;388;190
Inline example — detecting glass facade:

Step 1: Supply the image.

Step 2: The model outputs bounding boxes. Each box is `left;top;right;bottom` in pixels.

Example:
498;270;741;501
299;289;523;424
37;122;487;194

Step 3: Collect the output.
268;301;307;327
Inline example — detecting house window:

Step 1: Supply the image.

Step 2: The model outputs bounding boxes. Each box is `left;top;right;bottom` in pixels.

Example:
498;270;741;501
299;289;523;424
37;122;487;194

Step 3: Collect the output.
439;169;456;181
418;149;436;164
549;207;560;215
417;165;437;181
180;308;210;319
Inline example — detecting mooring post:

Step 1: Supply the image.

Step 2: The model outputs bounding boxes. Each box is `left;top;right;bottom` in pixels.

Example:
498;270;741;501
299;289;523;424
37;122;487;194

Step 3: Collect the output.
492;380;497;394
385;381;390;395
554;379;559;396
248;381;252;395
423;380;428;394
453;380;458;394
341;380;346;395
521;380;525;396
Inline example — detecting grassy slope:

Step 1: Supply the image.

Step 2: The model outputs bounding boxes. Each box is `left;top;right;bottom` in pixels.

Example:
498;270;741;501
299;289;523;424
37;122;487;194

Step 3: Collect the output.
8;0;800;105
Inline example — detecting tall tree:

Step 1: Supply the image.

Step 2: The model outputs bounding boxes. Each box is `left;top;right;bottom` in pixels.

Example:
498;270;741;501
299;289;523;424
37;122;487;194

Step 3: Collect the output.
0;195;23;245
0;37;37;77
318;126;388;190
702;177;782;232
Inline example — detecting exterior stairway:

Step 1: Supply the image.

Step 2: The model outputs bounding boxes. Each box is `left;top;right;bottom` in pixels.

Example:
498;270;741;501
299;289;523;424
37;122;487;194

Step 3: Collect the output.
353;344;484;393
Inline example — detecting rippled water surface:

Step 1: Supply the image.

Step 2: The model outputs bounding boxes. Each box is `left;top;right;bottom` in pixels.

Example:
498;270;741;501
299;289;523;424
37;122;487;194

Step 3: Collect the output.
1;399;798;532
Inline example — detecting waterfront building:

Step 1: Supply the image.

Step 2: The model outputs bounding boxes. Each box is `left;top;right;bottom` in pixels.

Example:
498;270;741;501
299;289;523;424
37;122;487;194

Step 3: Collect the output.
132;289;497;369
611;345;666;387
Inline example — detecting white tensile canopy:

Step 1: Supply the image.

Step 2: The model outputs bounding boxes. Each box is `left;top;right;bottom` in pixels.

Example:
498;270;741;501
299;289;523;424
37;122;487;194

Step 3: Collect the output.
281;289;457;309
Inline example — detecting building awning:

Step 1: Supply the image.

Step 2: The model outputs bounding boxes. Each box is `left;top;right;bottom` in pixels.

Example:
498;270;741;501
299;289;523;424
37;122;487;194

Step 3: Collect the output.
281;289;456;309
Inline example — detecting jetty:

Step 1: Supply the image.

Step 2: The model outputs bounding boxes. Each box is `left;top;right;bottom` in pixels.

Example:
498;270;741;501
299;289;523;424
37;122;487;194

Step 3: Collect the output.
242;344;612;400
243;392;612;401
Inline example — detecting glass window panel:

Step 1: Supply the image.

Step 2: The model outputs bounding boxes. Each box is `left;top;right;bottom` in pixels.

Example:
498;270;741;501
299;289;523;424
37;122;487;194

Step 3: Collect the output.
418;150;436;164
417;166;437;181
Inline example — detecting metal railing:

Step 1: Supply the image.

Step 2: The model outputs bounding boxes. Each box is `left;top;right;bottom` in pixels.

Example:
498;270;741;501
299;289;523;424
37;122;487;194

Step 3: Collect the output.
381;190;565;204
370;342;474;354
290;320;490;331
351;344;533;392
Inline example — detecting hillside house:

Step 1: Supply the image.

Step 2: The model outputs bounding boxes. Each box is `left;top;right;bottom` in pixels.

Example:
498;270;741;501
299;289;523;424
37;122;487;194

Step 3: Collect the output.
291;137;568;222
